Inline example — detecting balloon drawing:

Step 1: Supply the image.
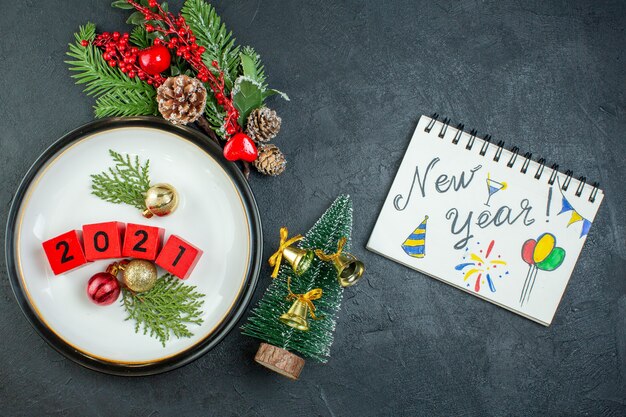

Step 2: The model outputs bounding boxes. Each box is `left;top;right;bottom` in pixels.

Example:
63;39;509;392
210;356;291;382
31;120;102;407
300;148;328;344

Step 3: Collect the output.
484;172;507;207
455;240;508;293
519;233;566;306
402;215;428;258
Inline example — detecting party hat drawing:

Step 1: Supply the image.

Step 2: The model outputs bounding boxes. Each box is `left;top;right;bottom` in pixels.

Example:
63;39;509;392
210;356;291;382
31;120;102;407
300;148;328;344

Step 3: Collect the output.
402;215;428;258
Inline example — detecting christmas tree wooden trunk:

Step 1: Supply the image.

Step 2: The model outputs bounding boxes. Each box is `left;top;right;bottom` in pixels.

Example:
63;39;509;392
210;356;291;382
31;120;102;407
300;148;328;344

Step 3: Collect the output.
241;195;354;379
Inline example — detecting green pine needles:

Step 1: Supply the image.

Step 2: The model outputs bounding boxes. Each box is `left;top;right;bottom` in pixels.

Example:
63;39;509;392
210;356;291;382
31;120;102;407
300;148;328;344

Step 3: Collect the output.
242;195;354;362
66;1;286;137
65;23;158;117
91;150;151;210
122;274;205;346
181;0;241;89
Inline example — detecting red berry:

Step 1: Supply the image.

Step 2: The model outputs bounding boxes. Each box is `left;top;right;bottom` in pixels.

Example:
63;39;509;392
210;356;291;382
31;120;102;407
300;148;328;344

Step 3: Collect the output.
148;0;157;7
178;28;186;37
188;36;196;43
198;46;206;53
211;60;218;68
108;60;117;67
81;39;89;47
113;32;120;40
138;44;171;75
128;71;136;78
154;38;162;46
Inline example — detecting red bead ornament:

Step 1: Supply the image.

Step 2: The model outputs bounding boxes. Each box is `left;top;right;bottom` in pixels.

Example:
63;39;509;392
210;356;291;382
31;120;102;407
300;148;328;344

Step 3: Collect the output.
87;272;121;306
223;133;258;162
138;44;172;75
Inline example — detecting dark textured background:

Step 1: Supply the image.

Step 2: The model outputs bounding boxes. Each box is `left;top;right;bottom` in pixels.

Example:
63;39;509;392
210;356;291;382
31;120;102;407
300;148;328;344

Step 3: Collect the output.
1;0;625;416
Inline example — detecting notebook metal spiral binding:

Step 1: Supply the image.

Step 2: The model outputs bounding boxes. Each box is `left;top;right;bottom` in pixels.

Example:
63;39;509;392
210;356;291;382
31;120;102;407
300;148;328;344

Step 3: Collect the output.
424;113;599;202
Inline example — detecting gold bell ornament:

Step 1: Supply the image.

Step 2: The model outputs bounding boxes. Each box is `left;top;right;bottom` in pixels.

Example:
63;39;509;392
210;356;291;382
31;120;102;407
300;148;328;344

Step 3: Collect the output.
143;183;179;218
268;227;314;278
119;259;158;292
315;237;365;287
279;278;323;331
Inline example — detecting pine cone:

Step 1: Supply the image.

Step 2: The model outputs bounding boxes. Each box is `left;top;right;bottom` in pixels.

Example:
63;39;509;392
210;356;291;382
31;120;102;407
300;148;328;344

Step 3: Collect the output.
246;107;282;143
157;75;207;125
253;144;287;176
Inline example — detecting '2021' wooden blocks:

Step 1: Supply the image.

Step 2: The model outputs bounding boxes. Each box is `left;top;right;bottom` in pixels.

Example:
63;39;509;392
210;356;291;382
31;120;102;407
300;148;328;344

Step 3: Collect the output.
42;222;202;280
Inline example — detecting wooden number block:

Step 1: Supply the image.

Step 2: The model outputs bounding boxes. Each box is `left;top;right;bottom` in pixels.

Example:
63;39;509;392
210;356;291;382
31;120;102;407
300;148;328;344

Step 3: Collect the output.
82;221;125;261
156;235;203;279
122;223;164;260
42;230;88;275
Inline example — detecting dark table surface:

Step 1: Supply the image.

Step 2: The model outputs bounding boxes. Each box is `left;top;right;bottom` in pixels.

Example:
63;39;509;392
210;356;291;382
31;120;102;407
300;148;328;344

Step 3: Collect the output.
1;1;625;416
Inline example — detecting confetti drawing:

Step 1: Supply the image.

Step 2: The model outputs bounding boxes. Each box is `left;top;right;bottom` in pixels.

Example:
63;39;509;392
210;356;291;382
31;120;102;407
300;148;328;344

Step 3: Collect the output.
401;215;428;258
455;240;508;293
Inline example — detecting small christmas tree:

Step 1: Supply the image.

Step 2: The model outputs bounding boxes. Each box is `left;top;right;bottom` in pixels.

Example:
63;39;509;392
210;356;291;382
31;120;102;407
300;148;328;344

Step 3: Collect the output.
242;195;354;379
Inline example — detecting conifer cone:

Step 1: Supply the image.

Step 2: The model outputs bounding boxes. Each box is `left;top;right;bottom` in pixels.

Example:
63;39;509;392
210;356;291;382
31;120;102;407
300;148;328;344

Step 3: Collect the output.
157;75;207;125
253;144;286;176
246;107;282;142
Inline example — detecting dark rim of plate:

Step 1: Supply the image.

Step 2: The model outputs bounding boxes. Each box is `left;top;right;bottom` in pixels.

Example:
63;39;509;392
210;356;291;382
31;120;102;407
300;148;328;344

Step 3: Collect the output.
4;116;263;376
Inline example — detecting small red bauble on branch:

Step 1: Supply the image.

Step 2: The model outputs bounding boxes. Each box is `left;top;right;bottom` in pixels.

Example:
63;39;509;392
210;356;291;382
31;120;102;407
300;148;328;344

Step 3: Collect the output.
223;133;258;162
87;272;121;306
92;31;166;87
138;44;171;75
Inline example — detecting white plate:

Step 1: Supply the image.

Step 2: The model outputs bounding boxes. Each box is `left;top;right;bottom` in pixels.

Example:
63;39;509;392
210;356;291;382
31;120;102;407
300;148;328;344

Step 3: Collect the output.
5;118;262;375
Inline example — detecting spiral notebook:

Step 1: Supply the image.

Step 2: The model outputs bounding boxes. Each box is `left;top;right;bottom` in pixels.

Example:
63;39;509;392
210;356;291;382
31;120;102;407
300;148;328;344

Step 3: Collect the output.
367;114;604;325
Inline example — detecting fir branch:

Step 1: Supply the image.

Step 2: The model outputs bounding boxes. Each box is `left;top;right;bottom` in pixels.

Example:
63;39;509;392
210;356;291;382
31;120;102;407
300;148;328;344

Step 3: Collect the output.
91;150;151;210
181;0;241;88
95;89;158;118
66;23;155;98
129;25;151;49
122;274;205;346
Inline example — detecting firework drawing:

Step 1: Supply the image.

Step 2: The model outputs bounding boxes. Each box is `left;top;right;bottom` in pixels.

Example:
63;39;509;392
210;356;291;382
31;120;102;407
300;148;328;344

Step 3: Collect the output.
455;240;509;293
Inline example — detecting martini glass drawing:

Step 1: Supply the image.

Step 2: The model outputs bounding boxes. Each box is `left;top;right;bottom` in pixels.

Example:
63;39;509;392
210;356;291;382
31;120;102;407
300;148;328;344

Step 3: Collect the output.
484;173;507;207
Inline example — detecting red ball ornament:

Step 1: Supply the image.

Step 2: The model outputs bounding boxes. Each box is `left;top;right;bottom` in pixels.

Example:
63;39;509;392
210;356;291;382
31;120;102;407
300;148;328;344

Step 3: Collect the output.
87;272;121;306
138;44;171;75
223;133;258;162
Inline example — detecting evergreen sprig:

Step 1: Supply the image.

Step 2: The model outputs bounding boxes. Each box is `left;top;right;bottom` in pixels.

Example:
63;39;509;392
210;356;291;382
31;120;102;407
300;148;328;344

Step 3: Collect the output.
122;274;205;346
91;150;151;210
65;23;158;117
181;0;241;89
242;195;354;362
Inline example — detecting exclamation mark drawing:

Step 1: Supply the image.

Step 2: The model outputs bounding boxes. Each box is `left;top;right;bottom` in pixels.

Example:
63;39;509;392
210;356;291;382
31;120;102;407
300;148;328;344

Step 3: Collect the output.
546;186;552;222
